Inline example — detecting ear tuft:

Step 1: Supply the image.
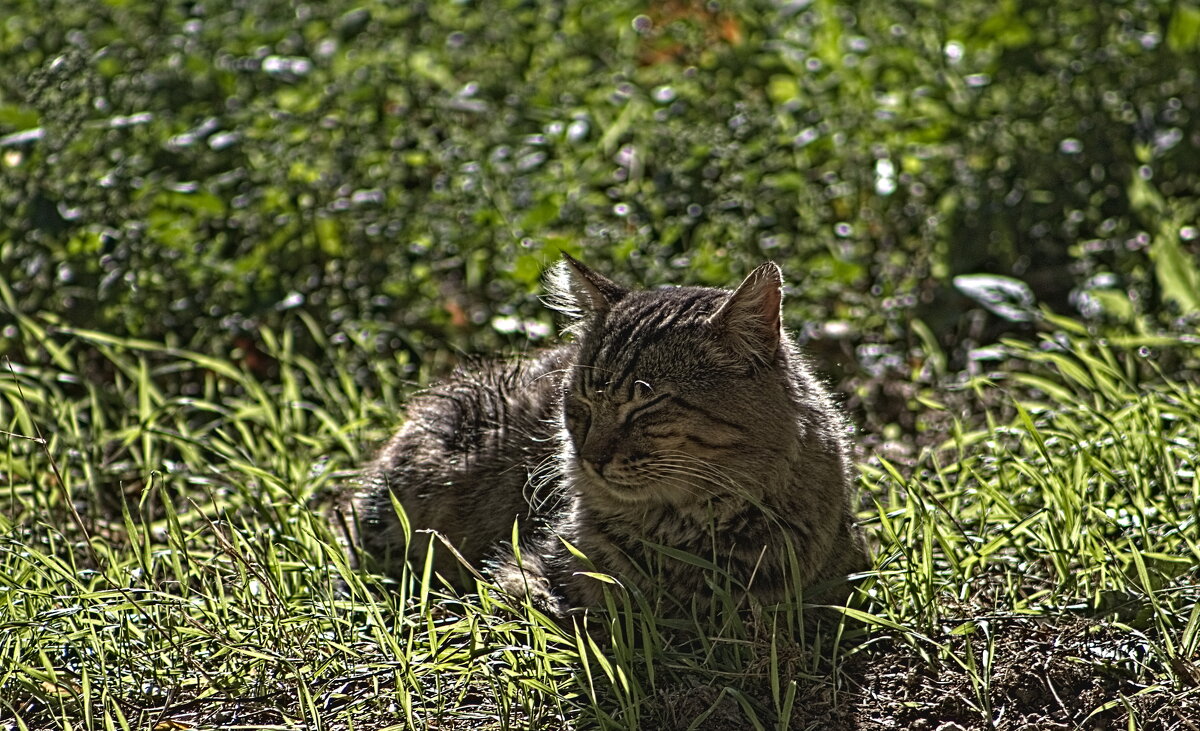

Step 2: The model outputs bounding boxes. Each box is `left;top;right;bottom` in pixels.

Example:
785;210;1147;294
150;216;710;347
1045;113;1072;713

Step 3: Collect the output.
542;253;627;322
711;262;783;362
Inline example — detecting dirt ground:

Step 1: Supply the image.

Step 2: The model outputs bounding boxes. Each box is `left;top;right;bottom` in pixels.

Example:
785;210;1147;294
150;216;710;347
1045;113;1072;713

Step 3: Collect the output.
641;615;1200;731
792;616;1200;731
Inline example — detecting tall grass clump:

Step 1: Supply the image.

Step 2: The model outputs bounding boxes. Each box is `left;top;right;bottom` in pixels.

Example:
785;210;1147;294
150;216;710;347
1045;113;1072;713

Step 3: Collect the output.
0;308;586;729
3;296;1200;728
853;321;1200;725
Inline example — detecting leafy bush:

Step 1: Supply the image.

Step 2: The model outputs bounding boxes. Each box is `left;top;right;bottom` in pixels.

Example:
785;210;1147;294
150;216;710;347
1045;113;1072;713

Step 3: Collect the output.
1;0;1197;366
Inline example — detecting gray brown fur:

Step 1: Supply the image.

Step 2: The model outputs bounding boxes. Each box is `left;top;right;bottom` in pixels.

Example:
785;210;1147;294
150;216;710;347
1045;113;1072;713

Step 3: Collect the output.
346;257;868;613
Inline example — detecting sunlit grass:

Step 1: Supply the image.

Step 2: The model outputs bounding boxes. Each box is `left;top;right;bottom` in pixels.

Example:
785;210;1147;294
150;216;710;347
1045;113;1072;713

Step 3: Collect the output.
850;321;1200;724
2;308;1199;728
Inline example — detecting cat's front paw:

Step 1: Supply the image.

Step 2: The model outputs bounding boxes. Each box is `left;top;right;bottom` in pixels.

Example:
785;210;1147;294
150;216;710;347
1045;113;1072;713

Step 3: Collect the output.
488;552;567;617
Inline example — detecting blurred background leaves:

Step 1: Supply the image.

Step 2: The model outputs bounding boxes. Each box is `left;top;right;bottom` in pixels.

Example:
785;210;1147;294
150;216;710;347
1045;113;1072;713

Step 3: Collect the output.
1;0;1198;376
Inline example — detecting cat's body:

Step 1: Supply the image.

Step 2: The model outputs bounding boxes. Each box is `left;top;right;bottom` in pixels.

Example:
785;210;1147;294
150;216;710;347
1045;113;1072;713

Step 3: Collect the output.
347;257;868;612
352;347;571;584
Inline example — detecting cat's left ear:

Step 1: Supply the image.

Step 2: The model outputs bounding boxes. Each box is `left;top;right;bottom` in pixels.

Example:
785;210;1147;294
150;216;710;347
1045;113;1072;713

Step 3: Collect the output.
711;262;783;363
545;253;627;319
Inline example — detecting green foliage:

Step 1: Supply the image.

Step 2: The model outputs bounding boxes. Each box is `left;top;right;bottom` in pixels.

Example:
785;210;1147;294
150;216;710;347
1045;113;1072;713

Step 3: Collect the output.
2;0;1197;360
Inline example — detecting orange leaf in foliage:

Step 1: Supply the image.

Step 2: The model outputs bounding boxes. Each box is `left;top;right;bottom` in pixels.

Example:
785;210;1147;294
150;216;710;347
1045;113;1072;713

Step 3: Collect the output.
718;14;743;45
445;299;469;328
636;0;744;65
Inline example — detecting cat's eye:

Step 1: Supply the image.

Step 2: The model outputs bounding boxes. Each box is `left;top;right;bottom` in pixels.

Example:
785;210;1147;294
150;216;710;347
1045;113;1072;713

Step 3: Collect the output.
564;393;592;427
622;390;671;423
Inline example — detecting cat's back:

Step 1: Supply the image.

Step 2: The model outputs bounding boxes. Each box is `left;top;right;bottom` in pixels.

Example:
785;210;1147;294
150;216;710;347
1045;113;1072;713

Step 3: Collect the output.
395;346;569;457
349;346;572;578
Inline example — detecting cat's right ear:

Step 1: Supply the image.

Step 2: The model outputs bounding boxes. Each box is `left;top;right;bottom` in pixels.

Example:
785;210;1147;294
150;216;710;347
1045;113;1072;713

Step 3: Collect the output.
544;253;627;319
711;261;783;364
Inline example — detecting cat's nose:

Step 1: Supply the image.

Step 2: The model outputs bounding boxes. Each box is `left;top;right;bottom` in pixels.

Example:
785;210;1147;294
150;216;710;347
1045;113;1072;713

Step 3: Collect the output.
580;437;614;476
582;451;612;476
579;421;620;477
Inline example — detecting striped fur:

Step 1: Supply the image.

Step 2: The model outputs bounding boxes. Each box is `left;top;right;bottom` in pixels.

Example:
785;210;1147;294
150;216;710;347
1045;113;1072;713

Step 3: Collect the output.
345;256;868;612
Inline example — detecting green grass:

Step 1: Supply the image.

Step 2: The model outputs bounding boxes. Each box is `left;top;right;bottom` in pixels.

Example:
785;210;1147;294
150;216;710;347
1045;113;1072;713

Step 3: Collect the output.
3;303;1199;729
4;0;1199;726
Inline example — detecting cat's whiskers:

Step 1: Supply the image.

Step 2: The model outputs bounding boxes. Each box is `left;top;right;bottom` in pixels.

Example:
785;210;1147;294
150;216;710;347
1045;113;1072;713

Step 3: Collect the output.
652;471;740;505
642;460;737;498
593;453;726;502
531;363;613;385
652;449;762;487
650;451;749;491
647;451;778;515
649;462;792;530
629;461;720;499
650;472;725;503
523;452;567;512
529;367;574;384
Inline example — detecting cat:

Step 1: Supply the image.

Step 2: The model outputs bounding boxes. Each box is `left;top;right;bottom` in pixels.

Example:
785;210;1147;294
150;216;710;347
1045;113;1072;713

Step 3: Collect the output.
345;255;868;614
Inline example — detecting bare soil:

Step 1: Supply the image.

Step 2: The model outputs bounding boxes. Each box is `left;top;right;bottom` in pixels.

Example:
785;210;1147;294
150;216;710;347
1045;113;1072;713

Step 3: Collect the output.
782;616;1200;731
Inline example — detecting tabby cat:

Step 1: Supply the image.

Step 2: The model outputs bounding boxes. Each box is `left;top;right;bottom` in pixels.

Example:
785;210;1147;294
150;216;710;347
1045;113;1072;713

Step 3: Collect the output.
346;255;867;613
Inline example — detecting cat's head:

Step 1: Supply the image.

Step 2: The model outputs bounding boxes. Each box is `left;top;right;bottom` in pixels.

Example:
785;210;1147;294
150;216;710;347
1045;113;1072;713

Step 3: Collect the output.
547;255;798;509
